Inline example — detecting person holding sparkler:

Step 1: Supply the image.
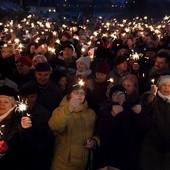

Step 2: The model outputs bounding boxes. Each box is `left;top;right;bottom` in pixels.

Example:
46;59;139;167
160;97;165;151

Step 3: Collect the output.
48;79;99;170
140;75;170;170
0;85;32;170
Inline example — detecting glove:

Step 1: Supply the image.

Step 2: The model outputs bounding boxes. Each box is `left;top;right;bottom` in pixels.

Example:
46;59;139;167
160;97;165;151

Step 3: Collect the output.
111;105;123;117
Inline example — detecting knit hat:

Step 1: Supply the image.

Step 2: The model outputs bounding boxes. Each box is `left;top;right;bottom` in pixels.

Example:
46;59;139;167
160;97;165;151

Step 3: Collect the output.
20;82;37;96
109;84;126;99
35;63;52;72
95;62;110;75
157;75;170;87
76;56;91;68
17;56;32;67
114;55;127;66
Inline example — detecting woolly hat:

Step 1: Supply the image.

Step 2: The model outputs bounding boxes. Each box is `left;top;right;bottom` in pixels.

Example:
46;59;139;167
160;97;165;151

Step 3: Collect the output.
95;61;110;75
114;55;127;66
109;84;126;99
76;56;91;68
157;75;170;87
17;56;32;67
35;63;52;72
20;82;37;96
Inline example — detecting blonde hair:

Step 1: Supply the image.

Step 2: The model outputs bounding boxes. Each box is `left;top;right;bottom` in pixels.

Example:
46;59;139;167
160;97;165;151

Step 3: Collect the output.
0;95;16;107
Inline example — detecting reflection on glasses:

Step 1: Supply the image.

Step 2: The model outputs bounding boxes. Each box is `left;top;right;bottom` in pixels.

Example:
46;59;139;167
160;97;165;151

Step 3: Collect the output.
73;90;85;96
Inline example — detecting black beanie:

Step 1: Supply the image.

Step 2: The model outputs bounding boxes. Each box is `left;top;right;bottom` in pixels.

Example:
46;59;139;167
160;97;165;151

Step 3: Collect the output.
109;85;126;99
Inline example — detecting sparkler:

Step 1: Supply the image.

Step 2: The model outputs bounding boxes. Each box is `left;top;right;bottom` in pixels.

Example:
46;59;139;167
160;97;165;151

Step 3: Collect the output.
0;125;5;139
107;78;114;83
73;79;85;87
15;96;28;117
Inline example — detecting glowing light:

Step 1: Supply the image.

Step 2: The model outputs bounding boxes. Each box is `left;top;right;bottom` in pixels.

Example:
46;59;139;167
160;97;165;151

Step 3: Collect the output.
15;96;28;116
107;78;114;83
151;79;155;84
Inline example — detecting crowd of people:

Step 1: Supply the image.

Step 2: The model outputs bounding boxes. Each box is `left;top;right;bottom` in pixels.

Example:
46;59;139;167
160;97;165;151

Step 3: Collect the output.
0;14;170;170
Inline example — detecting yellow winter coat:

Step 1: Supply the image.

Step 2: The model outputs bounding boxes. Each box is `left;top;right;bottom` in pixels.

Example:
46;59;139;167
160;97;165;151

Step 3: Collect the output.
48;96;97;170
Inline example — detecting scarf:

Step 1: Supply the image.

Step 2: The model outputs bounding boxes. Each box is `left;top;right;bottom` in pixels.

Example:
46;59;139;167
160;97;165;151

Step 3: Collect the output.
0;107;15;122
76;69;92;77
157;91;170;103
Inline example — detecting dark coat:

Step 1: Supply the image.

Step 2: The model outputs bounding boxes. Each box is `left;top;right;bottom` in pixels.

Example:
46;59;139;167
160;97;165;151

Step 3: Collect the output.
93;101;147;170
32;79;63;113
141;95;170;170
0;110;23;170
18;103;55;170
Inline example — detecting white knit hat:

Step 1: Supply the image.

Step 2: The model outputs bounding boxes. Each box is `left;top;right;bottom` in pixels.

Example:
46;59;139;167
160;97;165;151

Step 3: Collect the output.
76;56;91;68
157;75;170;87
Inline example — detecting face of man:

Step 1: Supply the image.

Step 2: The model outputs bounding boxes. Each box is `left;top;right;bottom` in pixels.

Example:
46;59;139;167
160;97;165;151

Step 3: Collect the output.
35;71;51;86
116;61;128;73
154;57;169;72
62;47;73;59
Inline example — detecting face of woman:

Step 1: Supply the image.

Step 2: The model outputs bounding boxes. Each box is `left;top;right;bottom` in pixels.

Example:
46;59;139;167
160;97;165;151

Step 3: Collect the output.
70;89;86;104
0;96;13;116
122;79;134;95
111;91;126;105
95;72;107;82
76;61;87;72
159;81;170;96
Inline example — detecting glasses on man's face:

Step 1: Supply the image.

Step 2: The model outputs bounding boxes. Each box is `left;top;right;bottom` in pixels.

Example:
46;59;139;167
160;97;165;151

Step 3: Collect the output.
73;90;85;96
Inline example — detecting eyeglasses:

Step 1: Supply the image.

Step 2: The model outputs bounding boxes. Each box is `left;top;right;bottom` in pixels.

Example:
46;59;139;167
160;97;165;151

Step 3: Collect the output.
73;90;85;96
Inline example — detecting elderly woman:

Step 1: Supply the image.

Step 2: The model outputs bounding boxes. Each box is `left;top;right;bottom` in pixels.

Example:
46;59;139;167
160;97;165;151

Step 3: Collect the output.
48;82;99;170
141;75;170;170
0;85;32;170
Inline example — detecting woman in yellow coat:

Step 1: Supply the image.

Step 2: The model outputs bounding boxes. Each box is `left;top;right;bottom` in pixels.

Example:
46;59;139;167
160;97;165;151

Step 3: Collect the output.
49;82;99;170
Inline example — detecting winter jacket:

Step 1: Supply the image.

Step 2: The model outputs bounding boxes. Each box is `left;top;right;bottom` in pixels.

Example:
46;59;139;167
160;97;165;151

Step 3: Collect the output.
141;95;170;170
48;96;96;170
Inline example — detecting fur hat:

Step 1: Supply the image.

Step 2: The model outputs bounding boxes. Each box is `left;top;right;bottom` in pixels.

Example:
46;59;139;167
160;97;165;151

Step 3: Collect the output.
35;63;52;72
109;84;126;99
17;56;32;67
114;55;127;66
76;56;91;68
95;62;110;75
20;82;37;96
0;85;18;100
157;75;170;87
